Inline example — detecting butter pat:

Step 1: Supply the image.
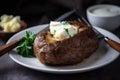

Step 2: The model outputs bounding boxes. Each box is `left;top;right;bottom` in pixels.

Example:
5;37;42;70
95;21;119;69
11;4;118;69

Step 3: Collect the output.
0;14;21;32
50;21;78;41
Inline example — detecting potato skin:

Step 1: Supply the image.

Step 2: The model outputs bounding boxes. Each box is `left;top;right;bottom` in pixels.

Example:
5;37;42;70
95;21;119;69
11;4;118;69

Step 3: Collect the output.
33;21;99;65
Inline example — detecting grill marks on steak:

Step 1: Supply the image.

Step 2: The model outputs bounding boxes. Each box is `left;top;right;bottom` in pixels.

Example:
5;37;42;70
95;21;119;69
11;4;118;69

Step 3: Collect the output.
33;21;99;65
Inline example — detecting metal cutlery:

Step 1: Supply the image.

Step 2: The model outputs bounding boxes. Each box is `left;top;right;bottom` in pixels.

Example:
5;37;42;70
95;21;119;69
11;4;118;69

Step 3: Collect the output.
77;14;120;52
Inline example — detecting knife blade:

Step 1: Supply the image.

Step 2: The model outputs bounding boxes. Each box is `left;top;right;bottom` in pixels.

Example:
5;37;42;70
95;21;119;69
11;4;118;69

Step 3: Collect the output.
0;10;75;56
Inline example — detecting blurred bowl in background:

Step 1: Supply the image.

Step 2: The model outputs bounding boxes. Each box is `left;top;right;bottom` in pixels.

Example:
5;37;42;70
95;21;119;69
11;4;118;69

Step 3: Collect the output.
86;4;120;31
0;21;27;40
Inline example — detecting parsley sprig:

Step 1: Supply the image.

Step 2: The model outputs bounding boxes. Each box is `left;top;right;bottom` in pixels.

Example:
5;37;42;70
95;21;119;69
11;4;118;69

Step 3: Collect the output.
17;31;36;57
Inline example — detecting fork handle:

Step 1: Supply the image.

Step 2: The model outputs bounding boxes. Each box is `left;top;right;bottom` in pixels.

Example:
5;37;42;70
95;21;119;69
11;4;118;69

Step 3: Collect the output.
104;37;120;52
0;38;22;56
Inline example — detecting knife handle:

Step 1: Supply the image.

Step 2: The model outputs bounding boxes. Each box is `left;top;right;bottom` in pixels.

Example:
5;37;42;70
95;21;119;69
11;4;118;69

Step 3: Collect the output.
0;38;22;56
104;37;120;52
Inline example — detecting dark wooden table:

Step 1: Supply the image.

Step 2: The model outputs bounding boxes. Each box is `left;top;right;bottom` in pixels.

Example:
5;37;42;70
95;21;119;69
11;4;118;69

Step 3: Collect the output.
0;12;120;80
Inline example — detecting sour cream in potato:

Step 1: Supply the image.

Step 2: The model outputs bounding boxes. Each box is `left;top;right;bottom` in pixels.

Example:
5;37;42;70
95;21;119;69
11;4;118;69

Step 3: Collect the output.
50;21;78;41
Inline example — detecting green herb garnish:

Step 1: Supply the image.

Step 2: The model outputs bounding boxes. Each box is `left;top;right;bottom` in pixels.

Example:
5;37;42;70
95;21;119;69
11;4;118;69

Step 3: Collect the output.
17;31;36;57
54;30;56;34
64;28;68;33
61;21;68;25
64;28;71;38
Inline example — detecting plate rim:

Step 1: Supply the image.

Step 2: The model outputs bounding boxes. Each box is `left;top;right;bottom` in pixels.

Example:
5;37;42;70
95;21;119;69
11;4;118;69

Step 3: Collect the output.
7;24;120;74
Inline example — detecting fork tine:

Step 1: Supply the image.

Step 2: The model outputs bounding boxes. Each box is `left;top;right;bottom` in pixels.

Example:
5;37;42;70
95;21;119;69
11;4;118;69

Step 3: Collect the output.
76;14;104;39
75;12;86;24
75;11;92;27
77;18;82;22
81;17;91;27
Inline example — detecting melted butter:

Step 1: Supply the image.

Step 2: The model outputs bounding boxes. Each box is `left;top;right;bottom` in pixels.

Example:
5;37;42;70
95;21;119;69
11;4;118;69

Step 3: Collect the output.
46;33;56;44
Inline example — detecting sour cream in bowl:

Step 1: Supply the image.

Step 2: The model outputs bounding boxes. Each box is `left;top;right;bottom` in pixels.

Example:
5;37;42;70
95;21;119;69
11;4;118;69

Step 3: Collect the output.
87;4;120;31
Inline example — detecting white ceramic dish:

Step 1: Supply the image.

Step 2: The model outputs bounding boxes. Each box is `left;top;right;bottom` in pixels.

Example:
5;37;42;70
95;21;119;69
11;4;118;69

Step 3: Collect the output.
7;24;120;74
87;4;120;31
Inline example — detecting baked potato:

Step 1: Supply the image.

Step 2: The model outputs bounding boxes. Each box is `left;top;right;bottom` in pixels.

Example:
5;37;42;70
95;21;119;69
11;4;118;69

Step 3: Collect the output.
33;21;99;65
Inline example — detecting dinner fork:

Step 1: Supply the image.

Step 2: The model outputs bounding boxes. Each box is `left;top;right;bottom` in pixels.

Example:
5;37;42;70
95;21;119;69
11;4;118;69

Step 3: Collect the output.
77;15;120;52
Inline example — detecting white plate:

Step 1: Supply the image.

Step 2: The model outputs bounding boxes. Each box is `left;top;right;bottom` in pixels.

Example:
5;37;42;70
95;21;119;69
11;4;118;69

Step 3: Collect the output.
7;24;120;74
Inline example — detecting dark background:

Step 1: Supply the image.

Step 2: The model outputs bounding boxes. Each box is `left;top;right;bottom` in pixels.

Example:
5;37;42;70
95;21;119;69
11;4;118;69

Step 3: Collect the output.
0;0;120;80
0;0;119;26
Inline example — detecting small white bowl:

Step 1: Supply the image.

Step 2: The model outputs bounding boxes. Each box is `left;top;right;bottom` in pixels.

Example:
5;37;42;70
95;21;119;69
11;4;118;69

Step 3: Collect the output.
86;4;120;31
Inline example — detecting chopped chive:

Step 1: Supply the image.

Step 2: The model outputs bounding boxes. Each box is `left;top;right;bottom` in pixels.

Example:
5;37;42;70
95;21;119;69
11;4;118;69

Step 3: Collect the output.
64;28;68;33
54;30;56;34
61;21;68;25
63;28;71;38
